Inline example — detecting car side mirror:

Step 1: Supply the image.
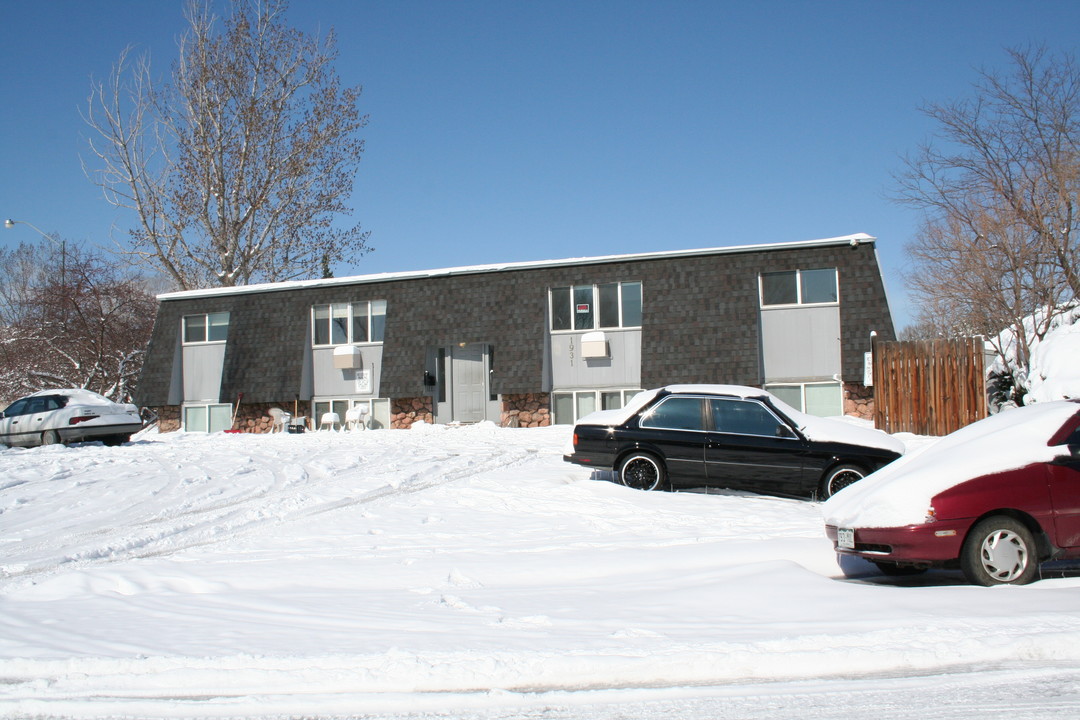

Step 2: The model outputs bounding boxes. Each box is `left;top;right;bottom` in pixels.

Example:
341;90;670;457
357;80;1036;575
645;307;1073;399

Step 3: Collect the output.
1052;445;1080;464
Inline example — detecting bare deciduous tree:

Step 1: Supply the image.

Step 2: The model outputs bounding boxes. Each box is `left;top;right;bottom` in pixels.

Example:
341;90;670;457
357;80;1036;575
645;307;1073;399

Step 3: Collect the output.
896;47;1080;402
84;0;369;290
0;241;156;406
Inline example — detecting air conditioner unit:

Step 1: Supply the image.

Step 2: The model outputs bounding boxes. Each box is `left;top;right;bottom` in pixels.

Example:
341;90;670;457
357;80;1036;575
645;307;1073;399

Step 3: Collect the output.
333;345;362;369
580;331;609;359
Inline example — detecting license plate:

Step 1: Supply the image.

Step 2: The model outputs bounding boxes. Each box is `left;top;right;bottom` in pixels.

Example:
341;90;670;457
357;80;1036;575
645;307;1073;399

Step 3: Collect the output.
837;528;855;550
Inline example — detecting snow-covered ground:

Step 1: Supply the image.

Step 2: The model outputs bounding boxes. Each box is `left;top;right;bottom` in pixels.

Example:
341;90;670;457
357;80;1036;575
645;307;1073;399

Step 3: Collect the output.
3;423;1080;719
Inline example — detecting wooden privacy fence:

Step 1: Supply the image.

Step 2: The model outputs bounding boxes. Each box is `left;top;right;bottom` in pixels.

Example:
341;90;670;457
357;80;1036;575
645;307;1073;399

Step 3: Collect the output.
872;337;987;436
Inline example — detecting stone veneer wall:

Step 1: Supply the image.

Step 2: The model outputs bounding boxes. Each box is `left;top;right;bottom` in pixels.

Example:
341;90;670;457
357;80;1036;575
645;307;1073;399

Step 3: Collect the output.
147;402;313;434
501;393;551;427
392;396;434;429
843;383;875;421
150;406;181;433
232;402;313;432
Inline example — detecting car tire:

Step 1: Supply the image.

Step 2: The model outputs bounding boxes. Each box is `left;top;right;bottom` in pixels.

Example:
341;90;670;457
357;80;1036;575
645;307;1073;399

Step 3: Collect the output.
618;452;667;491
960;516;1039;586
820;464;866;498
41;430;63;446
872;560;928;577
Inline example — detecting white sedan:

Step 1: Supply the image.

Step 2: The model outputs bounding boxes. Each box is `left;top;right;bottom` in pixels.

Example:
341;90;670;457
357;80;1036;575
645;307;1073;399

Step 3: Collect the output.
0;389;143;448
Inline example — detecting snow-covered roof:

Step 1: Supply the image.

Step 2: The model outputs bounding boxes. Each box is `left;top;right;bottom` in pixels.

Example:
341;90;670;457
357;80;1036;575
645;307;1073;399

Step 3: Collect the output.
156;233;876;301
823;400;1080;528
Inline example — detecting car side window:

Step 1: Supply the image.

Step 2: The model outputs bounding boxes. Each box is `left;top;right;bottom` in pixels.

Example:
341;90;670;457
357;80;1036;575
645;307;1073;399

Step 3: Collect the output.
43;396;64;411
26;397;48;414
3;399;30;417
711;398;792;438
639;396;705;431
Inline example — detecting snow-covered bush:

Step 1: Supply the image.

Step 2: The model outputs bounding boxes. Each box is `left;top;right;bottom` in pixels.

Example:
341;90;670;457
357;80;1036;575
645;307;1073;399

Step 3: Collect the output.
987;304;1080;410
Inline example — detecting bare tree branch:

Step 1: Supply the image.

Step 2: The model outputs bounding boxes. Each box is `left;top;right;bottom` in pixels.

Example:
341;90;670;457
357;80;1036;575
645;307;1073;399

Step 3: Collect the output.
0;241;157;405
83;0;369;290
895;46;1080;404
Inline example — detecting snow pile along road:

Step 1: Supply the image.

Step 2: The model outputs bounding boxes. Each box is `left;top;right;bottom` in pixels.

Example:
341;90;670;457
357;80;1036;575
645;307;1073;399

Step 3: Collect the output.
2;423;1080;719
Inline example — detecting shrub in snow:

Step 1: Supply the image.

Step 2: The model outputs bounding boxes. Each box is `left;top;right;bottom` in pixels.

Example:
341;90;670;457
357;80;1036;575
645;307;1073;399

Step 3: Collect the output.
987;304;1080;411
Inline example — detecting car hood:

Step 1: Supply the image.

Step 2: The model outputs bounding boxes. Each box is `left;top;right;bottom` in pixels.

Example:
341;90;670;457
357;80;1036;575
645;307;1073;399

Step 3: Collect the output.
823;401;1080;529
772;401;905;455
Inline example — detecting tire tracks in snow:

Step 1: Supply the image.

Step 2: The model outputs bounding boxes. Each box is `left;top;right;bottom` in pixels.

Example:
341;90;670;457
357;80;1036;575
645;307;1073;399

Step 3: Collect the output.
0;437;537;586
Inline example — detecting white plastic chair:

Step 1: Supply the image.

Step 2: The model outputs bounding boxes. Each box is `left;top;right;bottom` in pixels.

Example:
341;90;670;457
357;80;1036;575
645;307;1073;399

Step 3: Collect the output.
268;407;291;433
345;405;369;431
319;411;341;431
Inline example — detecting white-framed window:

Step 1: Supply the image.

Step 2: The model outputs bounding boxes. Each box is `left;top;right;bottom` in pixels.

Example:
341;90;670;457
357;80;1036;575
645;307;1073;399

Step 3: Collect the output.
766;381;843;417
313;397;391;430
550;282;642;331
760;268;838;307
312;301;386;346
182;403;233;432
183;312;230;344
552;388;642;425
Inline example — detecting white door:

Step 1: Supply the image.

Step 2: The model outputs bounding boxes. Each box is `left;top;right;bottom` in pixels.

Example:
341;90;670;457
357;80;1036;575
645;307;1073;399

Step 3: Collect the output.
452;344;487;423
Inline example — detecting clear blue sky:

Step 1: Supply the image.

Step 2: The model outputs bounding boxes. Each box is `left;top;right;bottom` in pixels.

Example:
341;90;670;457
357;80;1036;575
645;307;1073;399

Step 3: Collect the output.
3;0;1080;330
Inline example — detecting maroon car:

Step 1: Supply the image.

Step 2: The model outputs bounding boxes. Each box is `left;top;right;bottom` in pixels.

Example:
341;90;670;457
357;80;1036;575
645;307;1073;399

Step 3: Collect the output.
823;400;1080;586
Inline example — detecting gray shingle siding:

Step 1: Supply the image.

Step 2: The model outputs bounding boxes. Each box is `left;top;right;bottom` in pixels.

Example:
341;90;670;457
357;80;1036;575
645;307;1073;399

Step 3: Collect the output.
136;240;894;407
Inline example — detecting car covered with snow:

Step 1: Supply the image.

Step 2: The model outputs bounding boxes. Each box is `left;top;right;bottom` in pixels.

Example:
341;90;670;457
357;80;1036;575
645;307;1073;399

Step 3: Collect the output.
824;400;1080;585
0;389;143;448
564;384;905;498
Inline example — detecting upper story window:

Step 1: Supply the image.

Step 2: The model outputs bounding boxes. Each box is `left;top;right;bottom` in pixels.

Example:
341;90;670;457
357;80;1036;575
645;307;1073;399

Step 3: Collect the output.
550;281;642;331
760;268;838;307
312;300;386;346
183;312;230;344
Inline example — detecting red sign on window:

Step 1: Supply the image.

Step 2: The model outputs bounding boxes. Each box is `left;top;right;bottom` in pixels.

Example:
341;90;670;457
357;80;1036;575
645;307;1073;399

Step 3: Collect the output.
576;304;590;313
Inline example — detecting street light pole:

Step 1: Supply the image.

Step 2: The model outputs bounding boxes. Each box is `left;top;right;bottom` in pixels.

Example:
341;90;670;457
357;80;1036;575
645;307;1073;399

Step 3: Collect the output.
4;217;66;287
4;218;68;324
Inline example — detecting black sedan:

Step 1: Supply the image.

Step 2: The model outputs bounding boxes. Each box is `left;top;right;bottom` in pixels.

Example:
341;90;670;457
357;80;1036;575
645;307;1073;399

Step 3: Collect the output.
564;384;905;499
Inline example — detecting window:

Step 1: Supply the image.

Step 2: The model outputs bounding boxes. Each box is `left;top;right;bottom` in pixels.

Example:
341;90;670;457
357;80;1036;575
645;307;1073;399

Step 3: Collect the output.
550;282;643;331
2;398;29;417
552;388;642;425
183;312;230;344
183;403;233;433
640;396;706;431
760;268;838;307
313;301;386;346
314;398;391;430
710;398;792;438
766;382;843;417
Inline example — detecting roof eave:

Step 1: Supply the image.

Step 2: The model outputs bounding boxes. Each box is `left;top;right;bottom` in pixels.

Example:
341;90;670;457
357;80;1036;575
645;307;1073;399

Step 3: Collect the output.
156;233;877;301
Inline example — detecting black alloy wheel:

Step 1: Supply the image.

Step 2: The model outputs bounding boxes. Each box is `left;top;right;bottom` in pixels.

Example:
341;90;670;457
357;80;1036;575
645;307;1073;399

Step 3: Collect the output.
619;453;666;491
821;464;866;498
